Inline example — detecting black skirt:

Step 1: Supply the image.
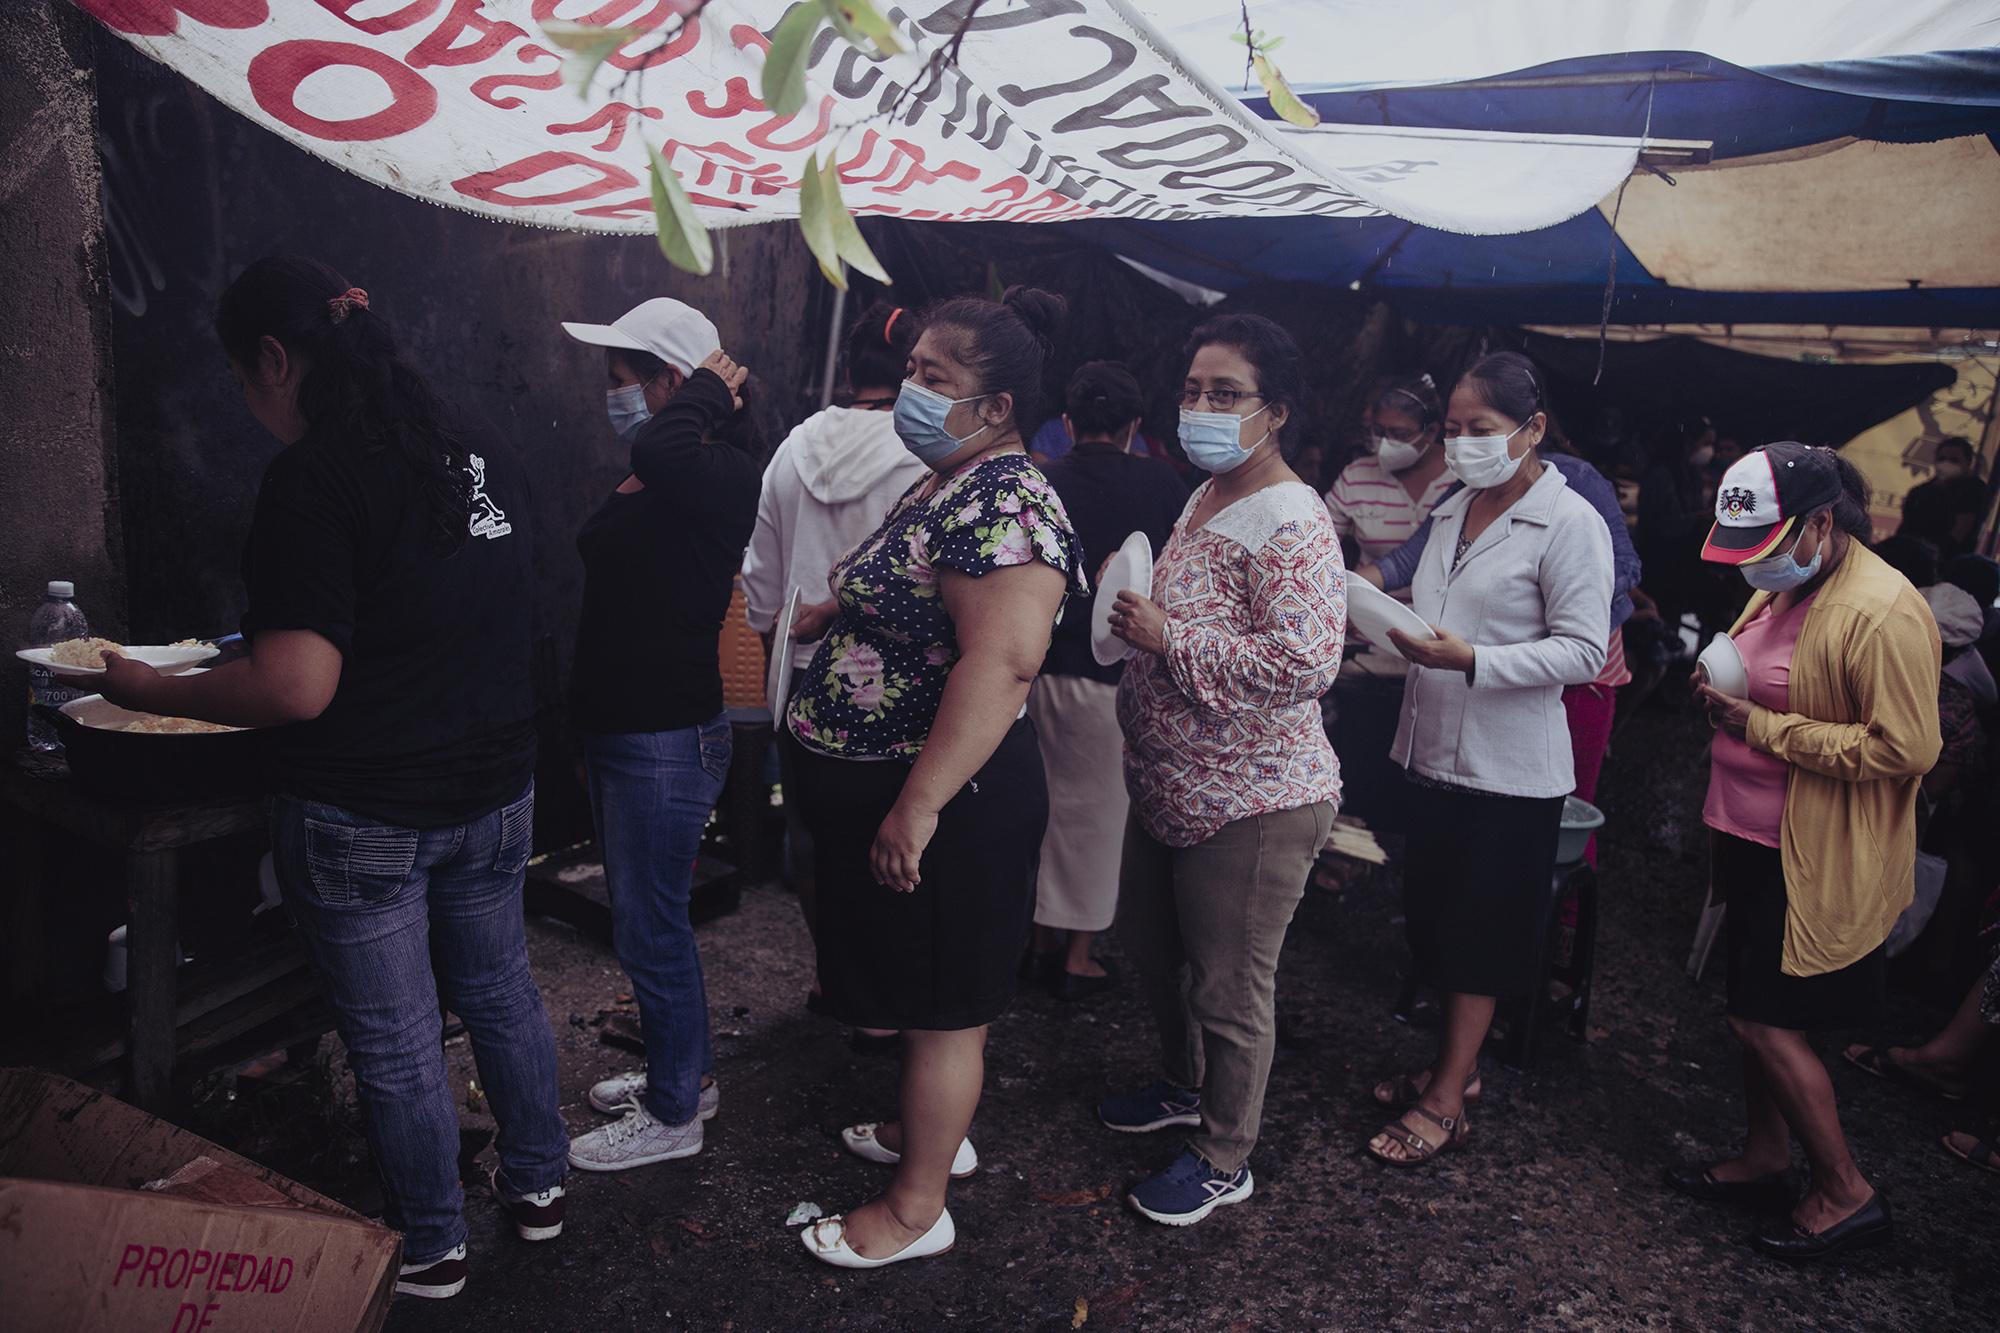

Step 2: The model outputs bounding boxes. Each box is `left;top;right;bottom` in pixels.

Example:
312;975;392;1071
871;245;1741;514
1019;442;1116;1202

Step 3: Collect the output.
787;718;1047;1031
1402;782;1565;998
1714;832;1886;1031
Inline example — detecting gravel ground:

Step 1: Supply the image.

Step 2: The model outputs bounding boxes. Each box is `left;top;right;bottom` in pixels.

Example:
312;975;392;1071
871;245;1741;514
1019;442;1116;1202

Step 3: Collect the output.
210;705;1999;1332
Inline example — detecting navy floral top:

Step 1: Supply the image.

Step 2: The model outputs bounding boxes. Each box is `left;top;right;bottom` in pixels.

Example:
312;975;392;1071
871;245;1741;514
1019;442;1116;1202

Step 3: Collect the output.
787;453;1086;759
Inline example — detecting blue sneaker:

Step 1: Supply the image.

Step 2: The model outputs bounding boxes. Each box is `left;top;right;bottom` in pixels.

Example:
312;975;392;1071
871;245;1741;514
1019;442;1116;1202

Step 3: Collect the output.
1128;1149;1253;1226
1098;1080;1202;1134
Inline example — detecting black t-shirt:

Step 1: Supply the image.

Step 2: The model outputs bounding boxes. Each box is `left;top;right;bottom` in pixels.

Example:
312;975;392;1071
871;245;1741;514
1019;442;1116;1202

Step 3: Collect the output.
569;368;762;734
1040;442;1191;685
242;427;538;828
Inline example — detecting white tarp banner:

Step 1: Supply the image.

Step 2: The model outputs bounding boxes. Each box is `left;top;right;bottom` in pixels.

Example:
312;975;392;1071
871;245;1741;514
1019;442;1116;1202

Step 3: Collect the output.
75;0;1641;235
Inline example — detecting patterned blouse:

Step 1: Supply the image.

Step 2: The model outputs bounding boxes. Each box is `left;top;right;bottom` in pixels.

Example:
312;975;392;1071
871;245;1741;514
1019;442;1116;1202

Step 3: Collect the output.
1119;480;1347;847
788;452;1085;759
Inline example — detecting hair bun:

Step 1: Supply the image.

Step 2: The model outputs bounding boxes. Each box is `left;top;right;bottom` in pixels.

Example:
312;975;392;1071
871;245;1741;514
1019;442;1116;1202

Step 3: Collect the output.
1000;285;1067;351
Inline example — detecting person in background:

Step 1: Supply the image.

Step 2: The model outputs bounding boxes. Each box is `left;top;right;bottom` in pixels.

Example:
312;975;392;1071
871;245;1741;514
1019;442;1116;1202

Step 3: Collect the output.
1902;436;1989;562
1941;553;2000;684
1024;361;1189;999
1366;351;1613;1167
1100;313;1345;1226
742;301;925;1017
1637;417;1715;641
557;299;763;1173
1324;373;1454;575
1670;444;1940;1261
1882;480;1953;588
1361;413;1642;867
787;288;1085;1268
100;256;564;1299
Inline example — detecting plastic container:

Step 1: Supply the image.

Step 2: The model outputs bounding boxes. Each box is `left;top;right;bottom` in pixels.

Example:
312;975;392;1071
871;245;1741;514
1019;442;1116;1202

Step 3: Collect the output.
24;581;89;751
1556;796;1606;865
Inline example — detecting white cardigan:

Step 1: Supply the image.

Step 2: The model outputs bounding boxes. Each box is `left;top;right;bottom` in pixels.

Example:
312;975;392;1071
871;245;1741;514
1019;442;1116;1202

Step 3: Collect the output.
1390;463;1613;798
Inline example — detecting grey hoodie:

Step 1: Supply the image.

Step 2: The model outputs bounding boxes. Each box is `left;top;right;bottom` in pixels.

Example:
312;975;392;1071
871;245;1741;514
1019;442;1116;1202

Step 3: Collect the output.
743;406;927;668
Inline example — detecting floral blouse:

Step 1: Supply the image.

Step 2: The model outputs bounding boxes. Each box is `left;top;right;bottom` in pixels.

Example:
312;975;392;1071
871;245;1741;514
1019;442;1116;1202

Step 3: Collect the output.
788;452;1086;759
1118;480;1347;847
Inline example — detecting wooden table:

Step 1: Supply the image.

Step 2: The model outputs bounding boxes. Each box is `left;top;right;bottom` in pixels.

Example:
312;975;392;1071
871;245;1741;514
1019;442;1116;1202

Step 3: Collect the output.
3;751;268;1112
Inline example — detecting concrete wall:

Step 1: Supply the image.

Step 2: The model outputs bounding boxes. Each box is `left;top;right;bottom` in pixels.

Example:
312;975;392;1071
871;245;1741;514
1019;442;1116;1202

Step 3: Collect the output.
0;3;123;743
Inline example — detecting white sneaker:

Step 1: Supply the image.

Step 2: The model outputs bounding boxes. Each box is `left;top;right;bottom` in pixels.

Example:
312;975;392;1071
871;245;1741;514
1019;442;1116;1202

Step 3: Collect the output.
567;1103;703;1172
488;1167;565;1241
588;1071;718;1121
840;1122;979;1179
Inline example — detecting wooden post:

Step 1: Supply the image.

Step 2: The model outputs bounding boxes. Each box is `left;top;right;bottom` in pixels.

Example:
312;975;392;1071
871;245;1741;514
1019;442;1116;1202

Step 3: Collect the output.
125;848;179;1113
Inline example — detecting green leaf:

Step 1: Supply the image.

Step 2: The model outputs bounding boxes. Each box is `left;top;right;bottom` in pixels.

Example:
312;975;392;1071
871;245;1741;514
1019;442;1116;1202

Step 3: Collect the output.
824;0;902;56
1253;53;1320;128
797;151;845;288
762;2;825;119
645;140;714;276
819;156;890;283
539;21;638;95
1228;31;1248;45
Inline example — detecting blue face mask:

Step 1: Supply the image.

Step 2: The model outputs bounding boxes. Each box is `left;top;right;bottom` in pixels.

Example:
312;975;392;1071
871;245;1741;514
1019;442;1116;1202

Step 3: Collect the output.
1178;404;1271;475
895;379;992;466
607;382;651;441
1741;524;1824;592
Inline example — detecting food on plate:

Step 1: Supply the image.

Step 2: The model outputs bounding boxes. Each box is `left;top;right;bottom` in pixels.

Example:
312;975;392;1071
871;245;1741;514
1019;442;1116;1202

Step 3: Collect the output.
48;636;126;667
98;714;241;735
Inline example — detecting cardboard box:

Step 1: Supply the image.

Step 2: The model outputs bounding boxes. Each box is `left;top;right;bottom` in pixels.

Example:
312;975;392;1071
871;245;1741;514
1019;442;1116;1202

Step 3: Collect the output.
0;1068;399;1332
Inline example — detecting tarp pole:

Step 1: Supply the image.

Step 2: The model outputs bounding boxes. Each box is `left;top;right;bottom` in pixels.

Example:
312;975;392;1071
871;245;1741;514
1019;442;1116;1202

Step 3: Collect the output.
820;272;847;408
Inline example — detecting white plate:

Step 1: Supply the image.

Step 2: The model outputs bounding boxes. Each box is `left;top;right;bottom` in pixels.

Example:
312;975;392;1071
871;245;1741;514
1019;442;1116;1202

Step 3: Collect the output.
17;643;219;678
766;588;804;722
1344;580;1437;661
1090;531;1154;667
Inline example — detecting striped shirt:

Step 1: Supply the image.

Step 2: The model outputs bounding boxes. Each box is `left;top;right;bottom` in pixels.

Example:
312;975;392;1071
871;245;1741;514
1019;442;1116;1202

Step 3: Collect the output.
1324;454;1456;567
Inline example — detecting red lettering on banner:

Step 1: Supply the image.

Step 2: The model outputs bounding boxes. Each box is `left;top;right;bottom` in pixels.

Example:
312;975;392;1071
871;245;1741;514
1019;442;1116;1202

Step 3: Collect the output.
250;41;438;141
140;1246;167;1287
574;195;656;219
406;0;531;70
548;103;665;152
687;76;760;119
455;151;638;206
72;0;265;38
606;12;702;71
747;97;833;152
471;45;564;110
314;0;442;34
270;1256;293;1293
836;133;981;196
113;1244;144;1286
163;1248;191;1288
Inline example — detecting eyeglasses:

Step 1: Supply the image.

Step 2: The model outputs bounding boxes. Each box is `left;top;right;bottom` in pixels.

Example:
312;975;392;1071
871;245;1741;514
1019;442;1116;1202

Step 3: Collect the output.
1180;386;1264;411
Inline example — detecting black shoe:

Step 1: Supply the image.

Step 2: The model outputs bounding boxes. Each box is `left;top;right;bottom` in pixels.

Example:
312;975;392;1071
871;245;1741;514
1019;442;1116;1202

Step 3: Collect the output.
1053;959;1121;1002
1020;949;1061;983
1750;1193;1893;1263
1661;1163;1797;1211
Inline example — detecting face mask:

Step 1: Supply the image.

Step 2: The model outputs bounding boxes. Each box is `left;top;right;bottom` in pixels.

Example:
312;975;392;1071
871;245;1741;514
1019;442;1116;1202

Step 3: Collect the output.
1934;461;1967;481
1443;422;1528;490
607;383;651;441
1179;404;1271;475
1741;524;1824;592
1689;443;1716;468
1375;434;1428;473
894;379;992;466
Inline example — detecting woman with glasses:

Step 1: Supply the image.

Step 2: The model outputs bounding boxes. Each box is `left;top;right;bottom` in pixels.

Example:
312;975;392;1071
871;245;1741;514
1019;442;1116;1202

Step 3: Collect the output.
1096;313;1346;1226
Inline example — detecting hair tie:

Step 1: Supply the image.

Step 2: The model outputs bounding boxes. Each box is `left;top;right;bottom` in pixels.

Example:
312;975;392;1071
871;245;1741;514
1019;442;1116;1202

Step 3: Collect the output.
328;287;370;324
882;307;904;344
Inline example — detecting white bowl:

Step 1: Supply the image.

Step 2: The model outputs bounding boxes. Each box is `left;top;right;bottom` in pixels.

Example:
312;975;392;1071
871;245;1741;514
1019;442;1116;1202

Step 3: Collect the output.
1695;633;1748;698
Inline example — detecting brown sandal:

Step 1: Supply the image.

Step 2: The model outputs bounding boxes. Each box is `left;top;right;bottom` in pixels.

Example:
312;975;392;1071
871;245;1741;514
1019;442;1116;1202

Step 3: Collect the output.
1372;1071;1483;1110
1366;1104;1469;1168
1943;1131;2000;1176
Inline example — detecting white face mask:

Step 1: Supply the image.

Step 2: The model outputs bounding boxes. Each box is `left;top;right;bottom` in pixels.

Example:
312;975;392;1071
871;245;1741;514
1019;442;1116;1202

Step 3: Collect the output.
607;382;652;441
1689;443;1716;468
1443;422;1529;490
1374;434;1429;474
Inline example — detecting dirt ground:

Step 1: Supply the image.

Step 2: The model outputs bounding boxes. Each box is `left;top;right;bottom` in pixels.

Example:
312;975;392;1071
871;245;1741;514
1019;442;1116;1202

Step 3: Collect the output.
203;704;1999;1332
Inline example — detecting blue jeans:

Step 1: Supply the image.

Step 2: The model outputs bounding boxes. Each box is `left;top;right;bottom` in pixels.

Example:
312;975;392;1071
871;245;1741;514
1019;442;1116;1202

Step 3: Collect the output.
272;782;567;1264
580;716;730;1125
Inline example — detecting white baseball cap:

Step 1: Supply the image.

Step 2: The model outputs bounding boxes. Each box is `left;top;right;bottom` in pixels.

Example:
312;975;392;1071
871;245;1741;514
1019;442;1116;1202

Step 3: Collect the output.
562;297;719;377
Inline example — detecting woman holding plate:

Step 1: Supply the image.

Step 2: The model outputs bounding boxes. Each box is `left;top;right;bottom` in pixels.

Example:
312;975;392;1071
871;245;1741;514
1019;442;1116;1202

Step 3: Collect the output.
1100;313;1346;1227
1366;351;1613;1168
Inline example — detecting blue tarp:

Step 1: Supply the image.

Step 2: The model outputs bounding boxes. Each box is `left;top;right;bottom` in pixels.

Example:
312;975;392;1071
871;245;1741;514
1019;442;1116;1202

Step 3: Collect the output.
1074;50;2000;327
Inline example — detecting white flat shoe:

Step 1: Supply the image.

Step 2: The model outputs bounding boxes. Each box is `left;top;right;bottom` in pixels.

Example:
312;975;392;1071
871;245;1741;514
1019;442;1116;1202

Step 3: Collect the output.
841;1123;979;1179
801;1208;955;1268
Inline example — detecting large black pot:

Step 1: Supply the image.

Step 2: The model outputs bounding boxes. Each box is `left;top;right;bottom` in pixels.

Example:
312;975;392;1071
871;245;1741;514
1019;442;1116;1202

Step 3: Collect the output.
36;697;268;804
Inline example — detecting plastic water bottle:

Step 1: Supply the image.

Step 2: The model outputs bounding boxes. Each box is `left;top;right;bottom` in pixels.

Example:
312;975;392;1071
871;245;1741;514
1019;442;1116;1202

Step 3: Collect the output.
25;580;89;751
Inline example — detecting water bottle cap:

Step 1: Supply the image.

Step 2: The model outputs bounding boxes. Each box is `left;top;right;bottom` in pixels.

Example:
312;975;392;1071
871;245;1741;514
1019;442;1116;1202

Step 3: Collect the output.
47;581;75;599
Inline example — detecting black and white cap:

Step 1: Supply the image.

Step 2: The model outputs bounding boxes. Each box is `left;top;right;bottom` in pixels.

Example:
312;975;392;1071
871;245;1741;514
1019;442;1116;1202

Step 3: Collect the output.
1701;442;1844;566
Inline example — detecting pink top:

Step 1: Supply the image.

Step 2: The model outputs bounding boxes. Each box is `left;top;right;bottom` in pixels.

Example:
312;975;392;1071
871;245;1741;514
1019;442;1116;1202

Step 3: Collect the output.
1118;481;1347;848
1703;593;1817;847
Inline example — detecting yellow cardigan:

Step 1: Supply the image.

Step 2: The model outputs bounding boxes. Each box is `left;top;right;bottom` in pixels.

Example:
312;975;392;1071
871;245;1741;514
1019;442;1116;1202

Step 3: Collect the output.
1733;541;1941;977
